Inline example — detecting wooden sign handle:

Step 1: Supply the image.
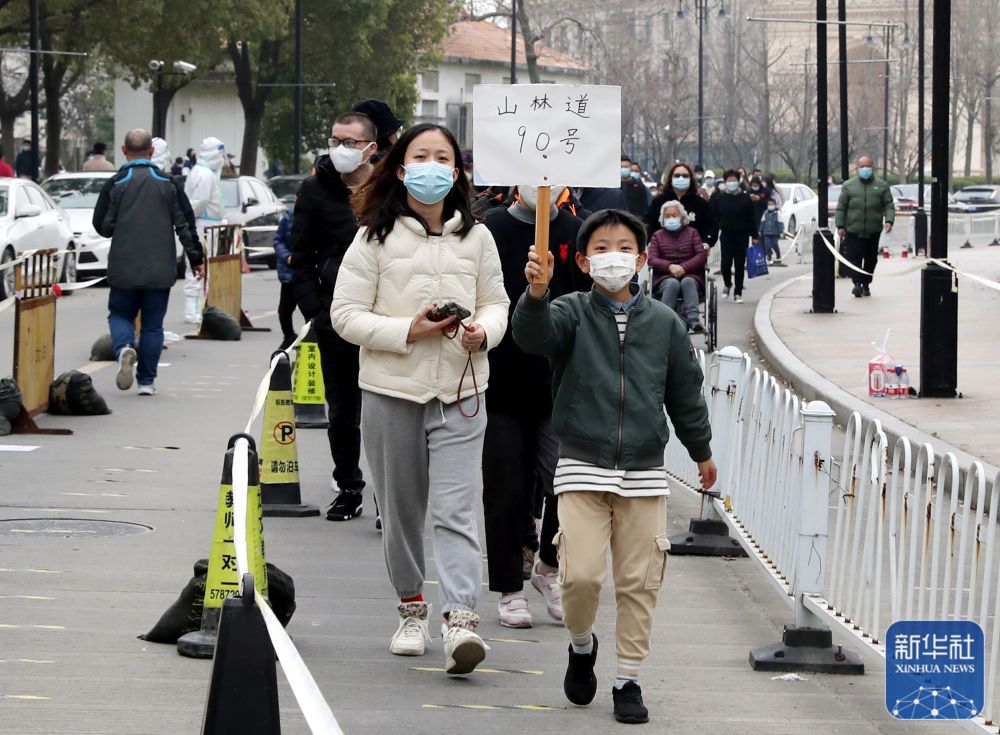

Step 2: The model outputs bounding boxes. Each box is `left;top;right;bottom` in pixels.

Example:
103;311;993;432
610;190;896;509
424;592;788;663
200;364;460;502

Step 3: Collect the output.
533;185;551;285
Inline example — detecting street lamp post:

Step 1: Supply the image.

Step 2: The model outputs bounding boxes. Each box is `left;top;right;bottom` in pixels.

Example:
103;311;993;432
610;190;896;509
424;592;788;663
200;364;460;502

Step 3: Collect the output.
678;0;728;168
914;0;928;255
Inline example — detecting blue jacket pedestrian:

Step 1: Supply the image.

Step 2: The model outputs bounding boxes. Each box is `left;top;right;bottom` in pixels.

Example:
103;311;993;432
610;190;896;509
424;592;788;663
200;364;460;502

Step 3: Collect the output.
273;209;294;284
760;207;782;237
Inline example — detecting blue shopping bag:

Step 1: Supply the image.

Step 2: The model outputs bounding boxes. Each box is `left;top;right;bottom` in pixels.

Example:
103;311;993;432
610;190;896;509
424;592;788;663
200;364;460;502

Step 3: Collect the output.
747;243;769;278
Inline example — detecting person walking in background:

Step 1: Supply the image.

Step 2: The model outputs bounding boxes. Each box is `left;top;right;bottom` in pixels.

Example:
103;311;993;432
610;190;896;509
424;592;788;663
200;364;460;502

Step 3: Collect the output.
170;157;184;176
15;139;37;179
836;155;895;297
184;137;227;324
331;123;509;676
712;169;756;303
351;98;403;163
92;129;203;396
514;209;716;725
760;194;783;265
747;175;771;234
182;148;197;174
0;146;14;178
648;200;708;332
273;202;297;350
83;142;116;172
481;183;585;630
290;112;377;522
643;161;717;249
620;156;650;217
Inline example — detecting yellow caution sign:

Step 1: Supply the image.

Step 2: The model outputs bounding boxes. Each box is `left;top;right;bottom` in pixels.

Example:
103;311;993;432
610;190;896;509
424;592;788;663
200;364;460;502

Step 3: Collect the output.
292;338;324;405
260;353;318;517
204;436;268;609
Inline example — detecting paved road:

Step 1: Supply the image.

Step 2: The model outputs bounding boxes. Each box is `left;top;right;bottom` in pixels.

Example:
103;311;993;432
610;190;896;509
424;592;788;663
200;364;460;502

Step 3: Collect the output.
0;266;949;734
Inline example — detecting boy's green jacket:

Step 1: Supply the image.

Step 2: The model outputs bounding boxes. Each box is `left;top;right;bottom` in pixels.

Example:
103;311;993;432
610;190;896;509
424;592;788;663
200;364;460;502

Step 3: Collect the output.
512;288;712;470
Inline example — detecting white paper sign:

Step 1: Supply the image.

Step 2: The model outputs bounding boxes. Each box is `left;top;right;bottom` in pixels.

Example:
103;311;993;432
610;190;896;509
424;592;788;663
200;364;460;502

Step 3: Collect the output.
472;84;622;188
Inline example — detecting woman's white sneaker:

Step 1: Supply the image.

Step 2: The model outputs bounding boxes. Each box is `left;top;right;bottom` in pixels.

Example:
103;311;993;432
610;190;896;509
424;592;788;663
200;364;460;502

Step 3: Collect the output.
441;609;487;675
389;602;431;656
498;592;533;628
530;564;564;622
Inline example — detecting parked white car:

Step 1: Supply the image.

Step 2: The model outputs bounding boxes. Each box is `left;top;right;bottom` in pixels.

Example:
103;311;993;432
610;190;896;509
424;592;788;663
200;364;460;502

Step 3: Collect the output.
43;171;188;280
219;176;287;268
775;183;819;236
0;178;77;300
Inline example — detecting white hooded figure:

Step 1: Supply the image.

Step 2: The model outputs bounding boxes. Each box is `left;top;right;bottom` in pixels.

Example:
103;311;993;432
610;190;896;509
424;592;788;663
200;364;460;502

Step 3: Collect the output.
182;137;226;323
151;137;171;171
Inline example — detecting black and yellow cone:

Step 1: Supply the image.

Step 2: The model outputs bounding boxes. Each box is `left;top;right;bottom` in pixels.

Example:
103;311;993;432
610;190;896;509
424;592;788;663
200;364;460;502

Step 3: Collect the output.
178;434;269;659
260;352;319;517
292;328;328;428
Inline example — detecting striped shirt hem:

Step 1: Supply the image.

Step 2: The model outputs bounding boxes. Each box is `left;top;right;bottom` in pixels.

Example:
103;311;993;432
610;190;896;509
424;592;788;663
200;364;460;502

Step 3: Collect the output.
554;458;670;498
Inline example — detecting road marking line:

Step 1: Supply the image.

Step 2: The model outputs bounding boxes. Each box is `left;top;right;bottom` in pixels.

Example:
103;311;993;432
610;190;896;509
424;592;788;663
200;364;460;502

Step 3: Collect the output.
421;703;556;712
62;492;125;497
0;659;54;664
0;624;66;630
76;361;112;375
91;468;158;474
411;666;542;676
0;568;63;574
0;595;55;600
3;694;51;700
0;445;39;452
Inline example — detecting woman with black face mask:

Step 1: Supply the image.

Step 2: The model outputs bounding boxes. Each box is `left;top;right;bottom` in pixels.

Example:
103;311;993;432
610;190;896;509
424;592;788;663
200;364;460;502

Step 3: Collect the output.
643;162;717;248
711;169;756;303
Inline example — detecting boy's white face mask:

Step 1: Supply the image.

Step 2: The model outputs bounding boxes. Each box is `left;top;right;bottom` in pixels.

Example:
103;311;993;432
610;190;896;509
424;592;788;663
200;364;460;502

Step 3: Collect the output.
588;252;637;292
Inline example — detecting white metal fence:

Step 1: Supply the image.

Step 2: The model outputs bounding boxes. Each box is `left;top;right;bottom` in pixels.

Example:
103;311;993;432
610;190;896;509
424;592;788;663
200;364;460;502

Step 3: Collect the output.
666;345;1000;733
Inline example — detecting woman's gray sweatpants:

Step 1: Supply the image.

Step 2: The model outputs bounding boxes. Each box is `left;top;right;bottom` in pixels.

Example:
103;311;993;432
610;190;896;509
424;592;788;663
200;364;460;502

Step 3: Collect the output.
361;390;486;614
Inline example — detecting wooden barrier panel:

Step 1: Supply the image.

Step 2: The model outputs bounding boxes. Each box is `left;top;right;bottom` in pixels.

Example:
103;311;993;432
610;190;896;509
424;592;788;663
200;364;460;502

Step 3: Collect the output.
9;249;70;435
188;225;270;339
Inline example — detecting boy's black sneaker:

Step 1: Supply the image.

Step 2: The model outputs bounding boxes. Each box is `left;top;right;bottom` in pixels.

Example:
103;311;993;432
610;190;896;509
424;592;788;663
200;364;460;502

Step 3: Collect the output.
852;284;863;298
563;634;598;705
326;491;363;521
612;681;649;724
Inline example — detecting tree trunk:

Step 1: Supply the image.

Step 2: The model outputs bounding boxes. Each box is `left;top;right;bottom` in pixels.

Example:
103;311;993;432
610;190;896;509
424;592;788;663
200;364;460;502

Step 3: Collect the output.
229;39;279;177
153;83;182;140
517;2;540;83
40;17;67;177
964;108;975;177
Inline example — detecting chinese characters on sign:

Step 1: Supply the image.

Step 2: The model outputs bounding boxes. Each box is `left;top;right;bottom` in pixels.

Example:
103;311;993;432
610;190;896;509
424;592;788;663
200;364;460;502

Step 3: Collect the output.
293;341;324;405
473;84;622;188
885;620;984;720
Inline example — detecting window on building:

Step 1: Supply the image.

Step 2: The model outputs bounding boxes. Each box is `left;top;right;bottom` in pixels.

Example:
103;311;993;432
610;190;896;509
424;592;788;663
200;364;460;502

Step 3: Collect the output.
422;71;439;92
421;99;439;119
464;73;481;93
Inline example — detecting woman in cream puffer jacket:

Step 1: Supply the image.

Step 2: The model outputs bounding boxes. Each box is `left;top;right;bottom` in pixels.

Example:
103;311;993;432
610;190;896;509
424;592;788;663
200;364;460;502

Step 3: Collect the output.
331;212;509;402
330;123;508;676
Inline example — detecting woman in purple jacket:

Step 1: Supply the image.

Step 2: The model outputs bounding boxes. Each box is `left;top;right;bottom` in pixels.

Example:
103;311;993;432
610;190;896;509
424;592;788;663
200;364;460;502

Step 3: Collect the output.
647;200;708;333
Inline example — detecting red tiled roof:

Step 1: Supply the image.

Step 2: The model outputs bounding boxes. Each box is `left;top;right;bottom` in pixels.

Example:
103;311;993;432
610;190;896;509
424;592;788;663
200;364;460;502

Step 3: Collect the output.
443;20;589;73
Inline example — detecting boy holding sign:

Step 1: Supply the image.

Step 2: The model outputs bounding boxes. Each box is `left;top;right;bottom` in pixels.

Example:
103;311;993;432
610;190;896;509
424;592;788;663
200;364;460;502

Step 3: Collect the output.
512;209;717;724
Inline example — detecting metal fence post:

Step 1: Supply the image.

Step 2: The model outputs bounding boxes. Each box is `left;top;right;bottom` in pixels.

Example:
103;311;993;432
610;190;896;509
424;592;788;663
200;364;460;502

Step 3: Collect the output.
793;400;835;628
669;346;747;557
749;400;865;674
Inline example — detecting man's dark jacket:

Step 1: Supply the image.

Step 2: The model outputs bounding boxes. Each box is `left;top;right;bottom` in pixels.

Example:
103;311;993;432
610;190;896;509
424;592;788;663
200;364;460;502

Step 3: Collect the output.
93;160;202;289
288;155;358;321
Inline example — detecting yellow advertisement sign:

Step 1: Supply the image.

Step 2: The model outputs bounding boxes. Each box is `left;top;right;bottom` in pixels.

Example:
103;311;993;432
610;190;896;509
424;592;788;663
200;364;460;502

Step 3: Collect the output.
203;480;268;608
293;341;325;405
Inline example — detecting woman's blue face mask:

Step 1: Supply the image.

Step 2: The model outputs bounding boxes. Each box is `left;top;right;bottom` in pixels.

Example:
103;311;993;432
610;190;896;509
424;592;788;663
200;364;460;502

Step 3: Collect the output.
403;162;455;204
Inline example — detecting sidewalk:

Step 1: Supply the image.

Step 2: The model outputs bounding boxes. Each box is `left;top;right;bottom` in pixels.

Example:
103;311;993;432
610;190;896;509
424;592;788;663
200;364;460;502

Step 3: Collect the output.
754;244;1000;476
0;272;944;733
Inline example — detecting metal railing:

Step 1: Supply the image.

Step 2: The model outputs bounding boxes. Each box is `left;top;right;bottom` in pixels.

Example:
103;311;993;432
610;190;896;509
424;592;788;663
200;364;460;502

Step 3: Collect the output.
665;345;1000;733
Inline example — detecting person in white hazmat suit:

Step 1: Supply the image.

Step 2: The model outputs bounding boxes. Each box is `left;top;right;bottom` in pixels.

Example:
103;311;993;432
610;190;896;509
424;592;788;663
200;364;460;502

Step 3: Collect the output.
152;137;204;309
183;137;226;323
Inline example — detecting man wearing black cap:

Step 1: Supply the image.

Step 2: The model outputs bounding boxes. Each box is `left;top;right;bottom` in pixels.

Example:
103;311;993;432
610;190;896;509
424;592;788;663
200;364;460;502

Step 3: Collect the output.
351;98;403;163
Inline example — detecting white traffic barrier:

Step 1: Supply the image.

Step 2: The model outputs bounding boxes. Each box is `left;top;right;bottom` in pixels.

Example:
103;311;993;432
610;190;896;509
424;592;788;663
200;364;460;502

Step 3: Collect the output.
665;345;1000;729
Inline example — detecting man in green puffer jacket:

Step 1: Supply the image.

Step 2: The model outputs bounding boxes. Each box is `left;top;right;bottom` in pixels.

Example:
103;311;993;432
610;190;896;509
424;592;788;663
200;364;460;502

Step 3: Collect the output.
835;155;895;297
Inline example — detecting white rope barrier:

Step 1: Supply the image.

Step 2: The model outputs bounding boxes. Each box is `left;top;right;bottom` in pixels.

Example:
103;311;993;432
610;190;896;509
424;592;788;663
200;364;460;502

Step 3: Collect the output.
229;316;343;734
